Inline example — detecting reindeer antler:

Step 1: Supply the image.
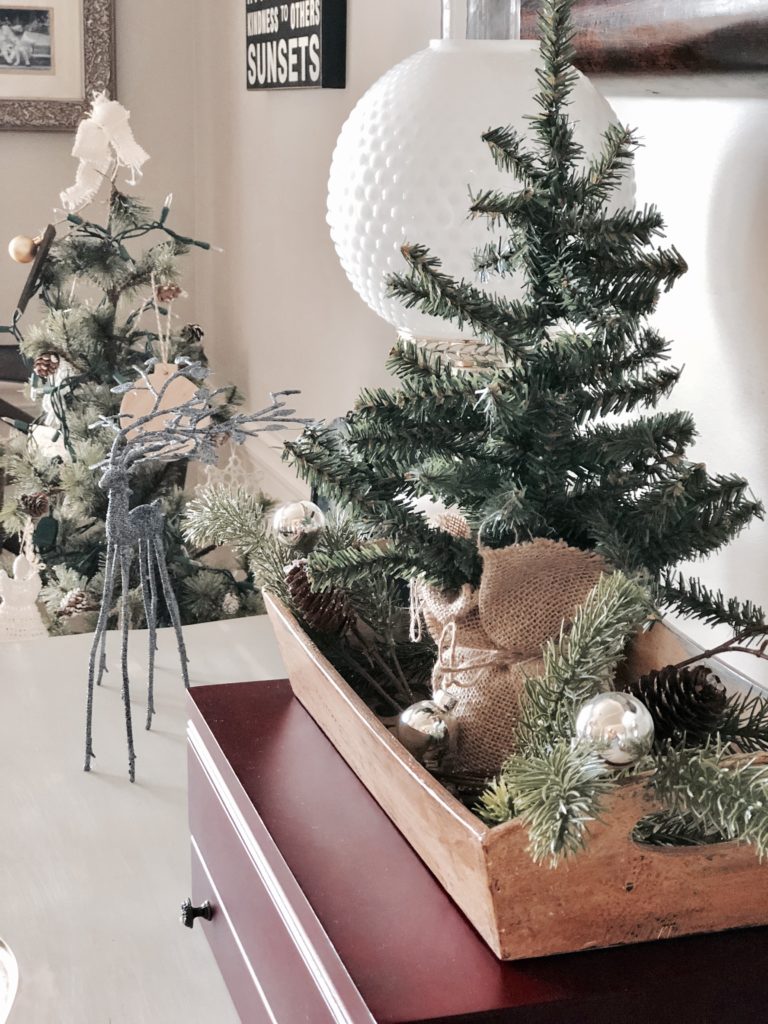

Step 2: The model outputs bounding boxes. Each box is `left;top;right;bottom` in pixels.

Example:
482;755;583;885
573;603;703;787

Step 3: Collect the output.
89;361;311;472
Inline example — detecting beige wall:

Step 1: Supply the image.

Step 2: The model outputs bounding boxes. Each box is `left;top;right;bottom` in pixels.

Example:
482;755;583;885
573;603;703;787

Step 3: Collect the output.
2;4;766;672
193;0;441;497
604;86;768;670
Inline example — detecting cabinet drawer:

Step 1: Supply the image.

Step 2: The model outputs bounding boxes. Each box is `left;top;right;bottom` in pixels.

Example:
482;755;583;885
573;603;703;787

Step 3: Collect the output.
191;840;279;1024
188;719;373;1024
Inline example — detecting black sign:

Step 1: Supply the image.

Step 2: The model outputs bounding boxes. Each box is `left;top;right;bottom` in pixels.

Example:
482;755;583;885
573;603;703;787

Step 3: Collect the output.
246;0;346;90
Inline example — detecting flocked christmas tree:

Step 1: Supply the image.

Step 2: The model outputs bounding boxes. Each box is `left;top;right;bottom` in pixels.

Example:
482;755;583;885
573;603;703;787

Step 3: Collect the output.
186;0;768;864
1;100;267;632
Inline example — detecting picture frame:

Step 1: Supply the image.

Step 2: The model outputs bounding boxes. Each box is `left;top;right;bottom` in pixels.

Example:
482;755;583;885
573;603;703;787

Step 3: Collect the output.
0;0;114;131
245;0;347;91
521;0;768;73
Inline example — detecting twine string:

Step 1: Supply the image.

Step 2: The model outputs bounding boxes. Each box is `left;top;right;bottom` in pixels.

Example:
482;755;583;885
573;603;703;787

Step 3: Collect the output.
433;619;521;689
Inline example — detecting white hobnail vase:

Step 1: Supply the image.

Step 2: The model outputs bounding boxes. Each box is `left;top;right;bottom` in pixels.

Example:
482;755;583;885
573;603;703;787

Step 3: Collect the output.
327;0;634;342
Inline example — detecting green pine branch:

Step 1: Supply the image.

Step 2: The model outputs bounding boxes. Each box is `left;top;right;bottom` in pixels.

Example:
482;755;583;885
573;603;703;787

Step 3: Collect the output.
387;243;540;355
569;411;697;479
475;776;516;826
494;741;615;865
284;424;388;507
619;469;763;572
308;512;481;591
517;570;653;756
468;187;539;229
477;485;549;547
572;365;682;420
659;571;767;634
108;190;152;232
716;692;768;753
599;246;689;313
572;123;639;209
529;0;582;174
472;236;527;281
386;339;452;380
652;745;768;857
569;205;666;250
632;810;726;848
182;484;274;556
481;125;542;184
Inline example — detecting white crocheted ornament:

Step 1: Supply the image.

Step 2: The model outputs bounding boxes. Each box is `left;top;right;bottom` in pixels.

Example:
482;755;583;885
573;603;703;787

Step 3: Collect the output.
0;554;48;642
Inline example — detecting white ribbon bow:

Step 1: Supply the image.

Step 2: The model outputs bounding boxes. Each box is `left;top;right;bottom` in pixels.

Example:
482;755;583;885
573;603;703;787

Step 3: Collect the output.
60;93;150;213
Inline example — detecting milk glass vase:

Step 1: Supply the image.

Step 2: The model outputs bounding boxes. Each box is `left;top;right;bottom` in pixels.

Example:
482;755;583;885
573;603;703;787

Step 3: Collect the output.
326;0;634;342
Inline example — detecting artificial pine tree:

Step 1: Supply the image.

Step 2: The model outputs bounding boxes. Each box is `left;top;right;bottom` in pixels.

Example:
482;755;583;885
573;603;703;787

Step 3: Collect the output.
287;0;768;857
188;0;768;863
1;187;265;632
288;55;761;603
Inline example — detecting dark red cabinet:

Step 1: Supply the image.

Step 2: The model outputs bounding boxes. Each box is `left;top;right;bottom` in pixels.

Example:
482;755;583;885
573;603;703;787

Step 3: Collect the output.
187;679;768;1023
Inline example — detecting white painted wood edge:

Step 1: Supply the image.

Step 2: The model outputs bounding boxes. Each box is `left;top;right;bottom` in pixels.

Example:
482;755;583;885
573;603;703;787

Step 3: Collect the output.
242;436;308;501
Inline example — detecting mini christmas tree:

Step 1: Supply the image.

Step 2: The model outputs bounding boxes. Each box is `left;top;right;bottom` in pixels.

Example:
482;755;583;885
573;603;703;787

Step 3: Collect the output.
189;0;768;863
1;108;266;631
290;0;768;857
288;44;760;600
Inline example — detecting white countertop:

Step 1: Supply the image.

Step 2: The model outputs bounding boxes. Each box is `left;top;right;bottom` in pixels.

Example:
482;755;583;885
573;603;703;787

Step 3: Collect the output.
0;615;285;1024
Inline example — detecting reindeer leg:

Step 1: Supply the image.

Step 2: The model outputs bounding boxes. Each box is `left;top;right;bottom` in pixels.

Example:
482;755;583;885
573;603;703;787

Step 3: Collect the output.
85;542;118;772
95;588;111;686
119;549;137;782
152;535;190;688
96;623;108;686
140;538;158;730
96;543;119;687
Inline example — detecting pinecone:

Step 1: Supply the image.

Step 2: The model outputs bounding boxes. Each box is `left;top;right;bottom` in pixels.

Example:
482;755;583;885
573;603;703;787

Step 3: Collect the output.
285;560;353;635
59;588;92;617
155;282;183;303
624;664;727;748
19;491;49;518
33;352;60;379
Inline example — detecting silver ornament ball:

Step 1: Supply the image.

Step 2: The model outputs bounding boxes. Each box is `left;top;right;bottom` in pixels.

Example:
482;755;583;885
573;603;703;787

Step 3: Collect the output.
396;698;459;770
575;691;655;766
272;500;326;553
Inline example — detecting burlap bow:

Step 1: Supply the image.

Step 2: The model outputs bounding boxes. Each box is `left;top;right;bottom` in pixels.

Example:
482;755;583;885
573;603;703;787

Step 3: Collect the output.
415;537;608;776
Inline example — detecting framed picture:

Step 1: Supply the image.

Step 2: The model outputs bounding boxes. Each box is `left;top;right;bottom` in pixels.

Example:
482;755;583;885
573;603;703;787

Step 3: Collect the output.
0;0;114;131
245;0;347;90
521;0;768;73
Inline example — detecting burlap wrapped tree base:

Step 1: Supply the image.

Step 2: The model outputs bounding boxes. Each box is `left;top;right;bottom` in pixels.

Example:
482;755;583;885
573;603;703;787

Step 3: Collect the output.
417;537;608;776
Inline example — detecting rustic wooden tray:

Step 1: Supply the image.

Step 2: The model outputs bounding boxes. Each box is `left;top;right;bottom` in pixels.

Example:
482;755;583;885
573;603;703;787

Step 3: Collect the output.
265;593;768;960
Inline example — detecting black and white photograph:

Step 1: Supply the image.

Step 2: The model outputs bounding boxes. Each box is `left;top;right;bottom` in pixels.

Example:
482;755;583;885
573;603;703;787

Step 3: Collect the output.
0;7;52;71
0;0;113;130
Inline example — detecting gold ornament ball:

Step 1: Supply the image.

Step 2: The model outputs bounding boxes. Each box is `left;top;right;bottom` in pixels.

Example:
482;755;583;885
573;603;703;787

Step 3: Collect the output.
8;234;39;264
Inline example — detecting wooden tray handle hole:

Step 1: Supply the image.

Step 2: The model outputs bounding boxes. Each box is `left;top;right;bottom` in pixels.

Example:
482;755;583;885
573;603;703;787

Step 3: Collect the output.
631;811;736;853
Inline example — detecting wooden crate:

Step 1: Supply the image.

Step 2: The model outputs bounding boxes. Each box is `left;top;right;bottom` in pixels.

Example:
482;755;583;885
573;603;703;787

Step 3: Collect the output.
265;593;768;961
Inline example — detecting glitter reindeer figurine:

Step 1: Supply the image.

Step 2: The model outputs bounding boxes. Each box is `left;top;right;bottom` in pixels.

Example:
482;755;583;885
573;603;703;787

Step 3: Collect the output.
85;359;309;781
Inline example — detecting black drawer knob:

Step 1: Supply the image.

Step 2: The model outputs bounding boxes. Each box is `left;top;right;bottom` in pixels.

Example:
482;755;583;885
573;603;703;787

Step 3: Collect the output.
180;898;214;929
